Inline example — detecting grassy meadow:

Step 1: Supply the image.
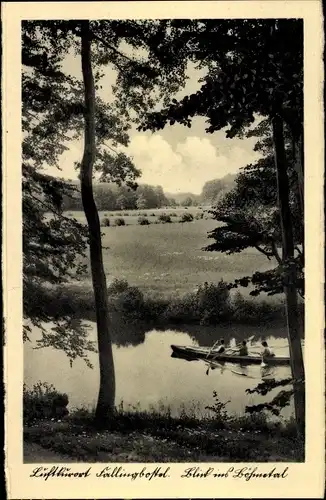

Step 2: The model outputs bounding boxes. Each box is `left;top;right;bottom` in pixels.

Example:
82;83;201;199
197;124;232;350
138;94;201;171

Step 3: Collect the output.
66;208;280;302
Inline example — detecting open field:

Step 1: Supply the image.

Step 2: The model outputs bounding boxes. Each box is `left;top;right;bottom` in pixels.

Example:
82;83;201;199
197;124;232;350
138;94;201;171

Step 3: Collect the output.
66;210;280;301
66;206;210;226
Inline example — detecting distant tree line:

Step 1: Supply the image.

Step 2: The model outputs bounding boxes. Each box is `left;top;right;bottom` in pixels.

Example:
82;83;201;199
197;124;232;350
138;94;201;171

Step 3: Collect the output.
62;174;236;211
62;182;170;210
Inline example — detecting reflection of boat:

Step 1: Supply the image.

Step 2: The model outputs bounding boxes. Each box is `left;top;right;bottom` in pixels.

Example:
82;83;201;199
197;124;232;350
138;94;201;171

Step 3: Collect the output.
171;344;290;366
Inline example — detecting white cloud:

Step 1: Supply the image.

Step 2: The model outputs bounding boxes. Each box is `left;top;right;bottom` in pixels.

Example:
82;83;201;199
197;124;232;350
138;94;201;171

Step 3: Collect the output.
43;131;261;195
128;133;261;194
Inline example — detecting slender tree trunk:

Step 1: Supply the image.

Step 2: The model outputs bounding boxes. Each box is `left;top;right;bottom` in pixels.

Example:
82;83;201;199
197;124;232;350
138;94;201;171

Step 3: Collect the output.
80;21;115;424
291;132;305;251
272;114;305;436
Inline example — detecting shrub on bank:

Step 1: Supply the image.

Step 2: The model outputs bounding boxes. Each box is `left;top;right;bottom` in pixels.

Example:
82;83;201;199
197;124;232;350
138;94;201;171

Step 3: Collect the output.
162;293;198;323
195;280;231;324
108;278;129;295
23;382;69;425
160;281;231;324
36;279;285;327
114;286;145;320
232;291;281;323
158;214;172;223
101;217;110;227
181;212;194;222
138;216;150;225
114;217;126;226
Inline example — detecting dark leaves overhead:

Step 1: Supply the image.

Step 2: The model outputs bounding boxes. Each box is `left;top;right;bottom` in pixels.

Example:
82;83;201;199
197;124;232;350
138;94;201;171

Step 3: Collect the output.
140;19;303;138
22;19;189;362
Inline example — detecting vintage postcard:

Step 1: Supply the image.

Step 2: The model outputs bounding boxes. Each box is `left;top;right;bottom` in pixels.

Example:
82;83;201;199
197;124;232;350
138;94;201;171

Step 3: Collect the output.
3;0;325;498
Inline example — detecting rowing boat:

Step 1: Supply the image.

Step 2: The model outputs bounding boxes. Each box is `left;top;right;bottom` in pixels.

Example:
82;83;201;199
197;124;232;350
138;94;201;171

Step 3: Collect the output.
170;344;290;366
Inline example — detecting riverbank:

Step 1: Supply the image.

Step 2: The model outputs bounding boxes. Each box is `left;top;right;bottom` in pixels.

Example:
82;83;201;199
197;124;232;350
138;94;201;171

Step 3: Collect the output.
24;409;304;463
32;278;299;328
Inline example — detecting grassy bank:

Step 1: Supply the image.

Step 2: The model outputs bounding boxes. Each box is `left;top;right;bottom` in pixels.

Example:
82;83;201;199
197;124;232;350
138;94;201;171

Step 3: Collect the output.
24;406;303;463
23;383;303;463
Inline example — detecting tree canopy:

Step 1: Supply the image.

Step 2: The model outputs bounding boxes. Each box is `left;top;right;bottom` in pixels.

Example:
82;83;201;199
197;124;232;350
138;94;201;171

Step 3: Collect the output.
140;19;303;141
22;19;189;363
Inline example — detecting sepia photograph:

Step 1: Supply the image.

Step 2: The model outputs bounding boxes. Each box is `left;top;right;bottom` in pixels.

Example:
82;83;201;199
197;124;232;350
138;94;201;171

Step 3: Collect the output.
2;1;324;498
21;16;307;464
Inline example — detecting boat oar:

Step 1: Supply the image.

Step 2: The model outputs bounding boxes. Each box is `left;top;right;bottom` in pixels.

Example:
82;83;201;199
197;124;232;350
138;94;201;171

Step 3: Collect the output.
205;340;221;375
205;359;224;375
230;369;257;379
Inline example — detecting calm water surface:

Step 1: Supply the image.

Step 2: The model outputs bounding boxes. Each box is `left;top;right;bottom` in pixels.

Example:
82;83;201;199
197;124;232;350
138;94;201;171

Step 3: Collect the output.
24;321;293;418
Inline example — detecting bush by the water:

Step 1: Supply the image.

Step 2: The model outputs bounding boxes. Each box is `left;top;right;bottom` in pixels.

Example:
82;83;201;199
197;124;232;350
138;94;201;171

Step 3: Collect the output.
114;217;126;226
161;280;231;324
114;286;145;320
101;217;110;227
40;277;285;327
138;216;150;225
158;214;172;223
232;291;280;324
108;278;130;295
181;212;194;223
23;382;69;425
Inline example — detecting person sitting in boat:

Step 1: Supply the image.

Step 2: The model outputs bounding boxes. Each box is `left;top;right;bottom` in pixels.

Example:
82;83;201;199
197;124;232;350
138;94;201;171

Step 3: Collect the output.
214;339;225;355
261;341;275;362
238;340;248;356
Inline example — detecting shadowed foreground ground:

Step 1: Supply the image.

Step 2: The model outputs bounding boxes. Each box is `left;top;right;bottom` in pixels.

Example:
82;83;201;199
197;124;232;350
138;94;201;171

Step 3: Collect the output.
24;419;303;463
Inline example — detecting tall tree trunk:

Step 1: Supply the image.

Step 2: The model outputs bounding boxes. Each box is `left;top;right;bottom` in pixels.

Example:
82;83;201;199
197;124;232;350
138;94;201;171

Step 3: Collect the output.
291;132;305;252
80;21;115;424
272;114;305;436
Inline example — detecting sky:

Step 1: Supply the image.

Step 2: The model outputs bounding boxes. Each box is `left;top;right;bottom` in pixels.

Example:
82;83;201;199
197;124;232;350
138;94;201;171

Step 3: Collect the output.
44;43;262;195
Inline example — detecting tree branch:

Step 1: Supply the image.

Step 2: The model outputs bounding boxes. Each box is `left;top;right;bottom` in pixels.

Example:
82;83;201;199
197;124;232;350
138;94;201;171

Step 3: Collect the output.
27;192;76;223
103;141;120;155
91;32;137;65
295;245;303;256
254;245;273;260
271;240;282;264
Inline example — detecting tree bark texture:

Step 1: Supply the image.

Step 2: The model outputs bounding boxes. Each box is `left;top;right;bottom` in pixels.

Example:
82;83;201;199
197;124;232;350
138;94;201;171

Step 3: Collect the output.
80;20;116;423
272;114;305;436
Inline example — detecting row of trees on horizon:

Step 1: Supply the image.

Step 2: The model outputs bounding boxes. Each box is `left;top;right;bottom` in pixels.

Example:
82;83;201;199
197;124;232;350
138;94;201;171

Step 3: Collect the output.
60;174;236;211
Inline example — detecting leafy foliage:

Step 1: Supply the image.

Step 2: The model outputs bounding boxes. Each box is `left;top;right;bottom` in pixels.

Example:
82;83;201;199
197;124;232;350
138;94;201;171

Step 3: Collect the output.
141;19;303;139
138;19;304;301
22;19;188;362
23;382;69;425
205;154;304;297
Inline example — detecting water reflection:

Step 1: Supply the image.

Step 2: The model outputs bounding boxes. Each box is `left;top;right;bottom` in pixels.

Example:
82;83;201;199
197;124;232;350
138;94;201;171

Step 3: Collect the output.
24;319;293;419
72;310;289;350
110;316;147;347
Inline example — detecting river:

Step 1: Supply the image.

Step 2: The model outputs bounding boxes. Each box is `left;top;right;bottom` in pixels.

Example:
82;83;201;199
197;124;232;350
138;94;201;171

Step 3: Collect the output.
24;321;293;419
